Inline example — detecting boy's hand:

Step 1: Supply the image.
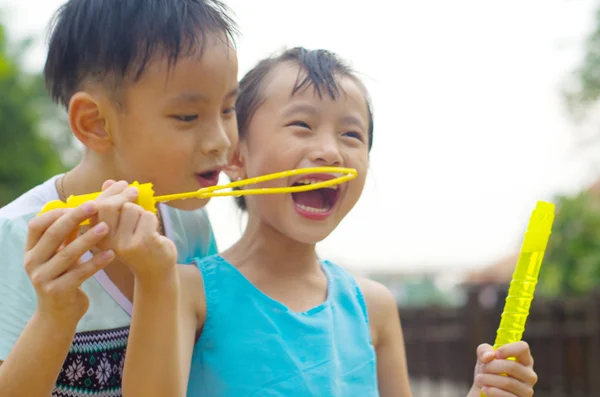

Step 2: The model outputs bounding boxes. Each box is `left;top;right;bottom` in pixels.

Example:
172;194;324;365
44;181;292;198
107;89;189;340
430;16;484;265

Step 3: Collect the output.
95;180;177;281
470;342;537;397
24;203;115;323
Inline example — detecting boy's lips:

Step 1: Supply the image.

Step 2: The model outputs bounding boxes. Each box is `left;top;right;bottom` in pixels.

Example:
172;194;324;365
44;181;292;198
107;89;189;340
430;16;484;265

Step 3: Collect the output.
195;169;222;188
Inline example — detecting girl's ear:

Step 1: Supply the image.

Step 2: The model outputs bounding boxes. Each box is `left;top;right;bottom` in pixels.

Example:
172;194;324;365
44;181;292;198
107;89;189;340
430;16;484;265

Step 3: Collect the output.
224;147;246;182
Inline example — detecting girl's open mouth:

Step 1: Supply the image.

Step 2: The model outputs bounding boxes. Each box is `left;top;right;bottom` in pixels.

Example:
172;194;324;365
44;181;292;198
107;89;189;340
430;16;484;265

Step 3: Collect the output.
291;176;341;220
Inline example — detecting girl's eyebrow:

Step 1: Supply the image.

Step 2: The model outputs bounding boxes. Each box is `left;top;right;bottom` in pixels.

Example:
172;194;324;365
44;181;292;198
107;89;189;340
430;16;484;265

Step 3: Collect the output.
281;103;318;118
341;115;366;130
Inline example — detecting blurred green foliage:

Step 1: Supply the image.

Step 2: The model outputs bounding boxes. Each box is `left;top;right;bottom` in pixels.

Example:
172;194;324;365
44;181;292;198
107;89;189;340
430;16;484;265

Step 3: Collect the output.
0;23;68;206
539;191;600;297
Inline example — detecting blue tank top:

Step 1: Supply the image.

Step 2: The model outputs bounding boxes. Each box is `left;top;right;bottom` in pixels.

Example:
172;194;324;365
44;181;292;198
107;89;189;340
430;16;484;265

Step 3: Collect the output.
186;255;379;397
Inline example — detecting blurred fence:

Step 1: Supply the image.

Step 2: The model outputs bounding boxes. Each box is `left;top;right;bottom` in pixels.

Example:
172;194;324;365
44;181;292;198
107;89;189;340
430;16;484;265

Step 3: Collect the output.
401;285;600;397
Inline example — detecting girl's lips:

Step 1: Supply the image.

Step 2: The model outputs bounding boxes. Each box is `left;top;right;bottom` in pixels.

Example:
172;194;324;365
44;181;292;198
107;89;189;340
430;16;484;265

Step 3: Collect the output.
293;201;335;220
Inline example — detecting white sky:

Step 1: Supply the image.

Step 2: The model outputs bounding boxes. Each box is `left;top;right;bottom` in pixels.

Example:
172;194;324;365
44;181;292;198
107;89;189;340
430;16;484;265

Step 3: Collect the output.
2;0;599;275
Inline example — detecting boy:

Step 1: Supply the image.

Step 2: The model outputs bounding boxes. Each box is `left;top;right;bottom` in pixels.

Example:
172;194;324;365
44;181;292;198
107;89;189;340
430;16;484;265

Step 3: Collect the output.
0;0;239;395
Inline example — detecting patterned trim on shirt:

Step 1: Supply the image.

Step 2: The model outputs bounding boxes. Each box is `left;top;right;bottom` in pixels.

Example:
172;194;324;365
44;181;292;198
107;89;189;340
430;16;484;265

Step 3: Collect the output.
53;326;129;397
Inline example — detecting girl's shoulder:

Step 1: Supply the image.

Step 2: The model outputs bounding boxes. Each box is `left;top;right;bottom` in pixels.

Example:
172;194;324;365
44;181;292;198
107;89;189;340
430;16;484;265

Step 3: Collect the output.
177;262;208;333
354;275;399;348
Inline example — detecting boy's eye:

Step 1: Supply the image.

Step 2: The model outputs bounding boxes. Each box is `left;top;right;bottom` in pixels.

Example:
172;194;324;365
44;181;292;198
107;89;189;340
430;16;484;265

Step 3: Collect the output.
172;115;198;122
343;131;363;141
287;121;311;129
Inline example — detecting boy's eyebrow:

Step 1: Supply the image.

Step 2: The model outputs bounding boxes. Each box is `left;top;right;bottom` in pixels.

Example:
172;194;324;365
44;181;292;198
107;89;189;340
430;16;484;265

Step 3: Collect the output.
169;87;240;104
226;87;240;99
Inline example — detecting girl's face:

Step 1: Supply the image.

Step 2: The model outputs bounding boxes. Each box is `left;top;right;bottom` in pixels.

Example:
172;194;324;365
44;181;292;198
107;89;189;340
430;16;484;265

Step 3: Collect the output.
234;62;370;244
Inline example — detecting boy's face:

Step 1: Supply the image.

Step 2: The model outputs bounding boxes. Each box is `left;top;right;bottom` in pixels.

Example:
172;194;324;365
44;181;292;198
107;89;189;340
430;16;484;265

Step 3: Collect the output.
102;33;239;210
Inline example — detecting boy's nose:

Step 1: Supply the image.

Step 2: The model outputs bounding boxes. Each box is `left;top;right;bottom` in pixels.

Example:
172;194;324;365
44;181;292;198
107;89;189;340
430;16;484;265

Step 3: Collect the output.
199;123;233;157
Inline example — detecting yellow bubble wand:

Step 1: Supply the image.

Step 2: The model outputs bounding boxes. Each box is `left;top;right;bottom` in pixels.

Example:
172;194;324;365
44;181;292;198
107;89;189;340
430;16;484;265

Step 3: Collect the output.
38;166;357;223
481;201;555;397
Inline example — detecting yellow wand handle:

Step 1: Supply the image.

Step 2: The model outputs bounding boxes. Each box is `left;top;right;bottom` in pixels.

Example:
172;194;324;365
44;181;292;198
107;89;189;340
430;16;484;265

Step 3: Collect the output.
38;181;156;225
480;201;555;397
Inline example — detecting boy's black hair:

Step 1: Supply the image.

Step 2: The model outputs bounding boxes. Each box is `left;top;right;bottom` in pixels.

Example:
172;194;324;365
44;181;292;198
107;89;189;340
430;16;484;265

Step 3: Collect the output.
234;47;374;210
44;0;238;108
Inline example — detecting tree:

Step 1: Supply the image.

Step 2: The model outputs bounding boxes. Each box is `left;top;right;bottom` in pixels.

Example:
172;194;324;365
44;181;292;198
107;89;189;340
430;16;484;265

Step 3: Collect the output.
0;23;67;206
564;5;600;118
538;190;600;297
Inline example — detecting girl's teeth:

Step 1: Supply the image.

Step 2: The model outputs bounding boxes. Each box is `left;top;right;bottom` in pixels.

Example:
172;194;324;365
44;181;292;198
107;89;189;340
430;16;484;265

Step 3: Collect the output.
296;203;331;213
295;178;338;189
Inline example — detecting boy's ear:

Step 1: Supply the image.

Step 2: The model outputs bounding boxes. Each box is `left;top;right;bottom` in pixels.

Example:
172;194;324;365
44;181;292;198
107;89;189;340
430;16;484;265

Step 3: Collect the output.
224;148;246;182
68;91;112;153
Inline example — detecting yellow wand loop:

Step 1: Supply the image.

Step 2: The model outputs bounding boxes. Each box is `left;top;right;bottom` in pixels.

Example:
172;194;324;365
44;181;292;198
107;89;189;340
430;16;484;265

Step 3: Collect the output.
37;167;357;223
481;201;555;397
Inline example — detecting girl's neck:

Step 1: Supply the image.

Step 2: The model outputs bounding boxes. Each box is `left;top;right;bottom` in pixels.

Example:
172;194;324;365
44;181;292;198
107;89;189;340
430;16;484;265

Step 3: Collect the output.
224;216;320;278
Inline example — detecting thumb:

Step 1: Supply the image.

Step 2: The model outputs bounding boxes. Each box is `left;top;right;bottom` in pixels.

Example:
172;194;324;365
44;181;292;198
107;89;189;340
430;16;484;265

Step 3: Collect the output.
476;343;496;364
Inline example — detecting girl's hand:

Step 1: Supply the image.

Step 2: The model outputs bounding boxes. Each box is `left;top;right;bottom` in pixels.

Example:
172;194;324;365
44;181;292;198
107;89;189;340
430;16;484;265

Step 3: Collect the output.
109;200;177;282
470;341;538;397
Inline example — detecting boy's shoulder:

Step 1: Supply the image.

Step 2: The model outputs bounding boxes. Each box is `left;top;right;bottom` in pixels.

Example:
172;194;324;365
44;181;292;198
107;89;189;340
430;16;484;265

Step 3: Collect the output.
0;175;61;223
162;206;218;263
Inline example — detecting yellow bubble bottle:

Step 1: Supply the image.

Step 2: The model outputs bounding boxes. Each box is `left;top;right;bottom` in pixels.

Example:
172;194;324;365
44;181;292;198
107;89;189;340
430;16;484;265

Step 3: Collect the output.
481;200;555;397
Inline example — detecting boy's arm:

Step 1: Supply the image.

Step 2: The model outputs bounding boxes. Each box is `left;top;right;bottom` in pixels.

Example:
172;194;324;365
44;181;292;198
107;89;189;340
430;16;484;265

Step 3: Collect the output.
0;204;116;396
0;312;81;396
357;278;413;397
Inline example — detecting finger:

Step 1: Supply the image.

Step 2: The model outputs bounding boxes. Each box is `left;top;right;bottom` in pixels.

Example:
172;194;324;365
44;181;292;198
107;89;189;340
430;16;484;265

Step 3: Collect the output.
479;386;518;397
482;359;538;385
29;202;99;263
476;373;533;397
138;210;159;234
496;342;534;366
34;222;110;283
64;226;79;246
114;203;144;241
52;249;115;290
96;180;129;200
89;180;130;227
96;187;140;239
477;343;496;364
101;179;116;191
25;209;69;251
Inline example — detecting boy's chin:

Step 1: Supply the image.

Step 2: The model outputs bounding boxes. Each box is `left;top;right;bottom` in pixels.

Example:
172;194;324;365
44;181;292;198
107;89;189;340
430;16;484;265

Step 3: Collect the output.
164;197;211;211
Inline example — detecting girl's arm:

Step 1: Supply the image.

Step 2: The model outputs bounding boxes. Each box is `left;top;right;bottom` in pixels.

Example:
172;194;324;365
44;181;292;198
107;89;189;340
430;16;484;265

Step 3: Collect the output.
357;278;413;397
100;202;205;397
122;265;204;397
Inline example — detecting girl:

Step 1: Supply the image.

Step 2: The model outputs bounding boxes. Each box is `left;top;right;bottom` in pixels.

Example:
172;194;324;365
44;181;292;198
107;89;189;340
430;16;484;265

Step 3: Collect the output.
115;48;538;397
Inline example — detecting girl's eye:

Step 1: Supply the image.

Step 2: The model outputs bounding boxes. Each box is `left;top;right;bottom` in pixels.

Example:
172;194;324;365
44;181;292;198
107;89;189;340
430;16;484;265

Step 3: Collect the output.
287;121;311;129
343;131;363;141
172;115;198;122
223;106;236;115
